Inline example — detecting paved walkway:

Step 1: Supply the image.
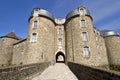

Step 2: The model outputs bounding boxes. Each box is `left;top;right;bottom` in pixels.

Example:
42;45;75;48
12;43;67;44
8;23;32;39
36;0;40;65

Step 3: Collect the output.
32;63;78;80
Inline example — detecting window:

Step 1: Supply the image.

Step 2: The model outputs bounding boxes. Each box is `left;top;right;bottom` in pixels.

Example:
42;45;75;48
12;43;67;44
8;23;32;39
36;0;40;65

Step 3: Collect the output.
58;38;62;45
82;32;88;41
83;46;90;57
31;33;37;42
96;37;98;41
33;21;38;28
58;28;62;35
34;8;39;16
80;9;84;15
81;20;85;27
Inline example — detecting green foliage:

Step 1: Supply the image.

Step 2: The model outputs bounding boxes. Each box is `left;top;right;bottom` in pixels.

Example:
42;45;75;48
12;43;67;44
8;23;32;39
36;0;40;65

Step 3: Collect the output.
110;64;120;71
97;65;109;69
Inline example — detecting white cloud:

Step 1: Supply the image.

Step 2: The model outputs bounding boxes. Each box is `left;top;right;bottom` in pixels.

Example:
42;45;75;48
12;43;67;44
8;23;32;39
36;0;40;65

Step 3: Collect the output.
99;18;120;31
46;0;120;33
83;0;120;33
85;0;120;23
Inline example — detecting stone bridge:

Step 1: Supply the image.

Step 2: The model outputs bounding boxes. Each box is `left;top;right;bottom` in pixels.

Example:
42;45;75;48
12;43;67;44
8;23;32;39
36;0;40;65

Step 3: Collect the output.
0;62;120;80
0;62;51;80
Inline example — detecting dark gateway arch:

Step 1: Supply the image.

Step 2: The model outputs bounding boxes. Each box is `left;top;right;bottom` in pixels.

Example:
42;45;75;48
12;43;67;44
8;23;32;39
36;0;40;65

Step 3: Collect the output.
56;52;65;63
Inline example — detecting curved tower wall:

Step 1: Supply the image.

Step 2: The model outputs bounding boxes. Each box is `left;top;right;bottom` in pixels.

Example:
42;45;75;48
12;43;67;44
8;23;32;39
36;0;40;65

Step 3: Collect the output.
65;7;109;67
0;37;19;66
101;31;120;65
25;8;55;64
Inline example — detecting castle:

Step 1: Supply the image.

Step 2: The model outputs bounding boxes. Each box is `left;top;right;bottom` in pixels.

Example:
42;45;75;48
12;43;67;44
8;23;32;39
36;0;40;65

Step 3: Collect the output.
0;6;120;68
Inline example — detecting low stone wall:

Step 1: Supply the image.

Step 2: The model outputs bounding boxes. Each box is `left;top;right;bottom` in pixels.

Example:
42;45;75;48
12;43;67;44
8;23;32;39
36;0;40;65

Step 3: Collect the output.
0;62;50;80
68;62;120;80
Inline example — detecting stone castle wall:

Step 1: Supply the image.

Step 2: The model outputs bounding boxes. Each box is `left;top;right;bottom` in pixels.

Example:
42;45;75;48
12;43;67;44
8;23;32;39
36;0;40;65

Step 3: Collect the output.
0;37;18;66
68;62;120;80
104;36;120;65
65;15;109;67
54;25;66;56
12;39;26;65
93;29;109;67
25;16;55;64
0;6;120;69
0;62;50;80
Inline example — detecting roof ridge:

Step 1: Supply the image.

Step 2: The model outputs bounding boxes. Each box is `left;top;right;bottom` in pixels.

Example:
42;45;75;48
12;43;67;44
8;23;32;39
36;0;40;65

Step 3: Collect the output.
3;32;21;40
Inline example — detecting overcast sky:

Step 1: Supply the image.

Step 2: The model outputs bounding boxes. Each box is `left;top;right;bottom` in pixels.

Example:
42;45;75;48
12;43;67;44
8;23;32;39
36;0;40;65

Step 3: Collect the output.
0;0;120;38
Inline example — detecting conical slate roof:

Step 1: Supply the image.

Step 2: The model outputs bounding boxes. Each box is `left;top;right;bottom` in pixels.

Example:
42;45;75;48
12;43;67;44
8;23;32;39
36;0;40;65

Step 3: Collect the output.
0;32;21;40
6;32;18;38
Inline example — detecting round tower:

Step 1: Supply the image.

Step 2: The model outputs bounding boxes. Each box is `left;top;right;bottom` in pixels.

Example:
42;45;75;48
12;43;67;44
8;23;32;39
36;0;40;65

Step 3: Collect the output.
101;30;120;66
65;6;109;67
0;32;20;66
25;8;55;64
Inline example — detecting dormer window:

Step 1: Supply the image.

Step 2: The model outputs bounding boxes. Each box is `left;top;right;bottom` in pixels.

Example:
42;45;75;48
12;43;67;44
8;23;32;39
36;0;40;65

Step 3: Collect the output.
33;8;39;16
33;21;38;29
80;9;84;15
34;8;39;13
35;8;39;11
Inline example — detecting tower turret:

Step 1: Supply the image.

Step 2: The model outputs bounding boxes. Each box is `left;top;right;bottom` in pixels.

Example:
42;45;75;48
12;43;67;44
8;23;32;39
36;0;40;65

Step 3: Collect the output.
0;32;20;66
101;30;120;66
25;8;56;64
65;6;108;67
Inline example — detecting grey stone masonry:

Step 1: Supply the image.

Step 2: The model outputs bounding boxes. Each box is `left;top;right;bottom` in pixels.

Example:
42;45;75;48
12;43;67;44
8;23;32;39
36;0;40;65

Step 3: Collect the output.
0;62;50;80
68;62;120;80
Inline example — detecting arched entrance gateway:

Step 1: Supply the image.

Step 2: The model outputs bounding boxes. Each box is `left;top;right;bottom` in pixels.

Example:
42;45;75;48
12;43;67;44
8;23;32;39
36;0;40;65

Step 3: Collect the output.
56;52;65;63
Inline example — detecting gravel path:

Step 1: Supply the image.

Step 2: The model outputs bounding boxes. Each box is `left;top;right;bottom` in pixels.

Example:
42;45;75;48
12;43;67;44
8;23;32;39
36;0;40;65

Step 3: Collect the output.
32;63;78;80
